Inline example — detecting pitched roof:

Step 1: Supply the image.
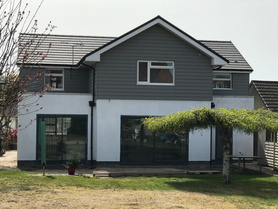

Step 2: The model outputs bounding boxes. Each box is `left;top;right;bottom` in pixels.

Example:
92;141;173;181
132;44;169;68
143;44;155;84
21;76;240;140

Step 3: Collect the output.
251;80;278;112
18;34;115;66
200;40;253;72
17;17;252;72
83;16;228;66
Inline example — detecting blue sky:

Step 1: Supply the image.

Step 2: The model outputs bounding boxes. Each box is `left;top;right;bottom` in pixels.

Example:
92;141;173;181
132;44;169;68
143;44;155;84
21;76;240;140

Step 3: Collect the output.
28;0;278;81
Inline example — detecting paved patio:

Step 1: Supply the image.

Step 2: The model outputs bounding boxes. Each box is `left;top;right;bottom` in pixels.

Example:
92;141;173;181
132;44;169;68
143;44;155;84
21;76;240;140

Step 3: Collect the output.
1;150;277;177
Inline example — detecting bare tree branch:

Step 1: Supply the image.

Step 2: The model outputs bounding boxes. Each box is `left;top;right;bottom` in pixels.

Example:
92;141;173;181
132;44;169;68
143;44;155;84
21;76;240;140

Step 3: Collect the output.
0;0;55;142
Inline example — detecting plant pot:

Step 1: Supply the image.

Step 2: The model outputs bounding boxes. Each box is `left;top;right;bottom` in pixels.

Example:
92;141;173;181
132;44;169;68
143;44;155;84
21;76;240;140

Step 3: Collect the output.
68;167;75;175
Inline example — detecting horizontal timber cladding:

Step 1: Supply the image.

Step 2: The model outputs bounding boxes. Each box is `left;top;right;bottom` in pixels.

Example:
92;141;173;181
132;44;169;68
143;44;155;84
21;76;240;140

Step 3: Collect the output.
264;142;278;169
20;67;89;93
64;68;89;93
95;25;213;101
19;67;44;92
213;73;249;96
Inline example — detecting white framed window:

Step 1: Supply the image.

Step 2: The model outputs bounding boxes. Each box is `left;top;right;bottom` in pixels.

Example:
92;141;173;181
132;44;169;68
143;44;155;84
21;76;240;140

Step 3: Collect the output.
45;70;64;91
137;61;175;85
213;73;232;89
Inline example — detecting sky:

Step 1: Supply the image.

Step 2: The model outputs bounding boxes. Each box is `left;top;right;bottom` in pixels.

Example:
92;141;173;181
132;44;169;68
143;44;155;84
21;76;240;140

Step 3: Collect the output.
27;0;278;81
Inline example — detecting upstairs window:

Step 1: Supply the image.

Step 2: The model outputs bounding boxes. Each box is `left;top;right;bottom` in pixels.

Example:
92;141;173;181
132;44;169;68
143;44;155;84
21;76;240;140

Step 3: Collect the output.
45;70;64;91
213;73;231;89
137;61;174;85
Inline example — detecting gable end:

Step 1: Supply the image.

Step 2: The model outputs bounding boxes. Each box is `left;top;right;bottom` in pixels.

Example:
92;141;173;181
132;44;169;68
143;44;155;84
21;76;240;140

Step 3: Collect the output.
83;16;228;66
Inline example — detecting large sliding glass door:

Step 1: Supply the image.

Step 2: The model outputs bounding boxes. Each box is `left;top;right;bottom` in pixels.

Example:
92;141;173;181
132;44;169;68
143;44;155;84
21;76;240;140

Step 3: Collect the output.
37;115;87;163
121;116;188;165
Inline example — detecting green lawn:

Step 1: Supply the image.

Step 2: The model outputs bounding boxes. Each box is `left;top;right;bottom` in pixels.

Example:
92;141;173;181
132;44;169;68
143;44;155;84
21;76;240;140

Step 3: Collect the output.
0;169;278;208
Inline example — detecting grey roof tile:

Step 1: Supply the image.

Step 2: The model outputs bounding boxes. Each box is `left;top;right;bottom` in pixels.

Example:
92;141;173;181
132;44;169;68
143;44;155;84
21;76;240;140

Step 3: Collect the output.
18;34;252;72
200;40;253;71
18;33;115;66
251;80;278;112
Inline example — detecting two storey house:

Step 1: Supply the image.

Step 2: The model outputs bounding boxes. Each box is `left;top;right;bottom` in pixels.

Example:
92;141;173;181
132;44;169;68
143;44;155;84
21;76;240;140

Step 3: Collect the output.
17;16;254;167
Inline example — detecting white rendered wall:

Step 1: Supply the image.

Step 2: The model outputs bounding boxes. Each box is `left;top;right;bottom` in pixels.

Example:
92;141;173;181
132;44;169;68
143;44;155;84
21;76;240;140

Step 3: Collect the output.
213;96;254;157
213;96;254;110
94;99;211;162
18;95;255;163
189;129;211;161
18;93;92;161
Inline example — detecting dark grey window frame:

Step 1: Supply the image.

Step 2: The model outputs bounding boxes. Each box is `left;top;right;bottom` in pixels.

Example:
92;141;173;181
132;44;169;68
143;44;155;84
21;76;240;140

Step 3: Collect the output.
120;115;188;165
36;114;88;164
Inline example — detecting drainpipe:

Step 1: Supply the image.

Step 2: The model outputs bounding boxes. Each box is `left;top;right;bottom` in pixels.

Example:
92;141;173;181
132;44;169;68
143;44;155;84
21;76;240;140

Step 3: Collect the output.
274;132;276;170
82;63;96;167
210;102;215;166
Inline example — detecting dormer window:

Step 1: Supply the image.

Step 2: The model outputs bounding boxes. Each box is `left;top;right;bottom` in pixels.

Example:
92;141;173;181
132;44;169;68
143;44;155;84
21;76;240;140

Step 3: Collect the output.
45;70;64;91
137;61;174;85
213;73;232;89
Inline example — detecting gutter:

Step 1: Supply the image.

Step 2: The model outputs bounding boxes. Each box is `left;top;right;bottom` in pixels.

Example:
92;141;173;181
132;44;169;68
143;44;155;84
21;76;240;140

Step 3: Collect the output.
82;63;96;167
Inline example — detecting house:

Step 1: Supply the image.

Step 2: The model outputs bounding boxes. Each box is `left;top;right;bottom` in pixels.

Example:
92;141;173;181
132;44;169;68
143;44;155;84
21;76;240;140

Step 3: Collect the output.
17;16;254;168
249;81;278;169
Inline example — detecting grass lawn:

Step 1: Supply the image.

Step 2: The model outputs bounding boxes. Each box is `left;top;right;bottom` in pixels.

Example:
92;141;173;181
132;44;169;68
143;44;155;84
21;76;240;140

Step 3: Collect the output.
0;169;278;208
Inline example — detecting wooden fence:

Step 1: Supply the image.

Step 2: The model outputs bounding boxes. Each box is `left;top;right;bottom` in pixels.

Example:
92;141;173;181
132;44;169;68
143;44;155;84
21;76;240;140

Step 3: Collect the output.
264;142;278;169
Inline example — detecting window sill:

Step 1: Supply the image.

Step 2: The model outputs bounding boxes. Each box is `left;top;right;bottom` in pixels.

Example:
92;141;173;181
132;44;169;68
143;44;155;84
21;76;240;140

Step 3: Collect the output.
48;89;64;92
137;83;175;86
213;88;233;90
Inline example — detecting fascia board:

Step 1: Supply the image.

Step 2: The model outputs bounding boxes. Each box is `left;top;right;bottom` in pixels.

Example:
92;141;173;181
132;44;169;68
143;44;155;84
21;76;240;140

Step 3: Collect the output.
85;18;227;66
157;20;227;66
85;20;160;63
213;70;252;74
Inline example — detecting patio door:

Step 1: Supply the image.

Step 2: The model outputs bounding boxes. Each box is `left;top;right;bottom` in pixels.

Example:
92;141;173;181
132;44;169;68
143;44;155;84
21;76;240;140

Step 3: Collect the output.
37;115;87;163
120;116;188;165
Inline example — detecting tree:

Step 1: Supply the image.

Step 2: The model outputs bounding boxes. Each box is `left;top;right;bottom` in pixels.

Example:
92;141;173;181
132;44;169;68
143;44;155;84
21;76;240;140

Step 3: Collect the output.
143;108;278;183
0;0;54;142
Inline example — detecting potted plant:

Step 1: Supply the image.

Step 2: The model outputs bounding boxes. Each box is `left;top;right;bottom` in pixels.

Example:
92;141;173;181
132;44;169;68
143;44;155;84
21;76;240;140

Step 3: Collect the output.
64;155;81;175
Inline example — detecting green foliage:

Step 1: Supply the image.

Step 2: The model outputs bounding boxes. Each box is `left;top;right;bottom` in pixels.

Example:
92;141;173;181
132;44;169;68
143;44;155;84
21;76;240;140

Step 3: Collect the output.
64;156;81;168
143;107;278;133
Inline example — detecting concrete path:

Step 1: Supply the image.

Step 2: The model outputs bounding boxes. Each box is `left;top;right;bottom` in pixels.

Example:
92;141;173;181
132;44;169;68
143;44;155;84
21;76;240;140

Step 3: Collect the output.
0;150;18;169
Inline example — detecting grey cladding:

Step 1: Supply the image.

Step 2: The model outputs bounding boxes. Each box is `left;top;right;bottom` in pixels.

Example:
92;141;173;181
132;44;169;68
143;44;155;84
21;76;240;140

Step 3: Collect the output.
213;73;250;96
21;68;88;93
18;24;252;98
95;25;213;101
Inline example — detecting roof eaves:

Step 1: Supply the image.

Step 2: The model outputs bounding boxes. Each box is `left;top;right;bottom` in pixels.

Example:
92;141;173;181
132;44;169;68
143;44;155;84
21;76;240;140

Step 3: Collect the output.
214;68;253;72
17;63;79;68
80;16;228;66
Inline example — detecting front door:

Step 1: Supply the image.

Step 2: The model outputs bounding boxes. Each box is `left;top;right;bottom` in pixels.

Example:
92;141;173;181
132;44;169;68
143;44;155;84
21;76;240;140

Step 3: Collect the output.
120;116;188;165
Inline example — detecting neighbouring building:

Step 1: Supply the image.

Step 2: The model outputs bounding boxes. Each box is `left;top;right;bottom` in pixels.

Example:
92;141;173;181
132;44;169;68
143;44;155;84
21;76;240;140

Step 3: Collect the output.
249;80;278;169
